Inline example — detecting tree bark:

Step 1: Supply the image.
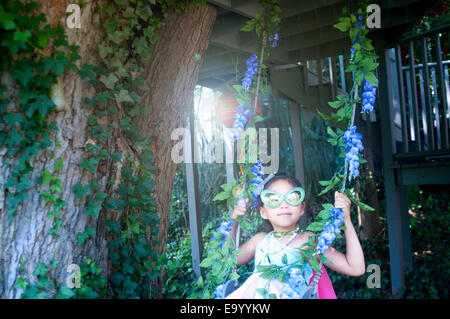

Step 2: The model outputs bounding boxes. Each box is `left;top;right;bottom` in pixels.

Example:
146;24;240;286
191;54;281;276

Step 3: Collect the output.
137;3;217;297
0;0;127;298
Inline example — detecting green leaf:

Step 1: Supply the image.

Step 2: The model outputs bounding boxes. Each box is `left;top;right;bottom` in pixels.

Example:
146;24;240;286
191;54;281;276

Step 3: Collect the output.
306;221;326;232
318;179;331;186
319;254;333;265
41;191;56;203
254;115;265;122
213;191;231;201
317;110;333;122
364;71;378;87
318;175;340;196
54;158;64;171
11;68;35;87
26;94;54;117
345;190;375;211
33;262;48;277
333;17;351;32
327;126;337;137
42;169;55;185
99;73;118;90
14;277;29;290
86;201;101;218
199;257;214;268
0;10;16;30
317;209;330;220
194;276;204;288
116;89;134;104
72;182;91;199
105;197;125;211
13;30;32;43
56;285;75;299
355;70;365;86
241;19;256;32
328;100;343;109
80;157;99;173
50;182;63;193
309;257;320;272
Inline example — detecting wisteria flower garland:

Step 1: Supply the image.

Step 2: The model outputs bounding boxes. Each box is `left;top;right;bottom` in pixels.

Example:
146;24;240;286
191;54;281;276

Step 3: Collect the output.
279;266;313;299
231;103;252;140
268;33;279;47
361;77;378;113
343;125;364;180
241;54;259;92
249;160;265;207
211;219;235;250
316;208;345;255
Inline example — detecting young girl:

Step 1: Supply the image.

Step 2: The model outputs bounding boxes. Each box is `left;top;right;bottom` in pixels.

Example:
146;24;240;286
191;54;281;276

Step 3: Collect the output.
225;173;365;299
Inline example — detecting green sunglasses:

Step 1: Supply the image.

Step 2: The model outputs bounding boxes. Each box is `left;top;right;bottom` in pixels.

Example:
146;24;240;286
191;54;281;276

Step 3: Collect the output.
260;187;305;208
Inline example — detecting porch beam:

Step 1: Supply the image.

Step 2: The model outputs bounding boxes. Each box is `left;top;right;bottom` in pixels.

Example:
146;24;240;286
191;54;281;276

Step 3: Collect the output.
376;35;412;296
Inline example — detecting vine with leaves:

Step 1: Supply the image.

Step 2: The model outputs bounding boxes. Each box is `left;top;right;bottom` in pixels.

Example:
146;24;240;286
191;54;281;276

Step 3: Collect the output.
1;0;205;299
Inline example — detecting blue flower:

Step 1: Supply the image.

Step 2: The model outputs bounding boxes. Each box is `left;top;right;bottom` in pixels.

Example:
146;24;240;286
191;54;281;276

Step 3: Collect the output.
214;283;226;299
211;220;235;249
242;54;259;92
249;191;259;208
268;33;279;48
231;103;252;140
316;208;344;254
248;160;265;206
361;77;378;113
342;126;364;180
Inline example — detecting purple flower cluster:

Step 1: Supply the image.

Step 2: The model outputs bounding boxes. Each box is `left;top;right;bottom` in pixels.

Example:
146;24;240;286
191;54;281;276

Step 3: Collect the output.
242;54;259;92
268;33;279;48
316;208;345;255
211;220;235;250
249;160;265;207
343;125;364;180
361;77;378;113
231;103;252;140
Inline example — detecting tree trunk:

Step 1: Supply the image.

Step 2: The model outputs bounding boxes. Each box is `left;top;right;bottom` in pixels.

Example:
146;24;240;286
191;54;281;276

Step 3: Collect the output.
0;0;217;299
357;147;382;239
137;3;217;297
0;0;127;298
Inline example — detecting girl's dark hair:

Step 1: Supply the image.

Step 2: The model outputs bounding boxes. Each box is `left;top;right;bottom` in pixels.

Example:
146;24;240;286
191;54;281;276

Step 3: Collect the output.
257;173;305;232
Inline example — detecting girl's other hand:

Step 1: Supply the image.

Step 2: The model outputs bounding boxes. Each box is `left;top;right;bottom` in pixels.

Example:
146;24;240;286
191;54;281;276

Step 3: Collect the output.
334;191;351;221
231;198;249;219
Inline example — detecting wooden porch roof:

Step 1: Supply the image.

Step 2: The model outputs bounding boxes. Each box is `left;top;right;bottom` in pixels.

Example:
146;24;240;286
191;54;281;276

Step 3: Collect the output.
200;0;440;90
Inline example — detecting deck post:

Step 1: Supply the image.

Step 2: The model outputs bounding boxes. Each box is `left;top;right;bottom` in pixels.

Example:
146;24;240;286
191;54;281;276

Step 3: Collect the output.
376;36;412;296
185;112;203;279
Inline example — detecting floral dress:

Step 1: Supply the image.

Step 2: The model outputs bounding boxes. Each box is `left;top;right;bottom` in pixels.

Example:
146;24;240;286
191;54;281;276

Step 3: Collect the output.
226;232;316;299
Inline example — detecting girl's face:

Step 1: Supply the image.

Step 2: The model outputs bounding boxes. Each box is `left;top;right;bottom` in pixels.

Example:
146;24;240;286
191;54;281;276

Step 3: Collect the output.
259;179;305;232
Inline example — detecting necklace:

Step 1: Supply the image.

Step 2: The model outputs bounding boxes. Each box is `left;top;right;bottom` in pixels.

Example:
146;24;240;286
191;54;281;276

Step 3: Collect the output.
263;228;300;257
271;227;301;239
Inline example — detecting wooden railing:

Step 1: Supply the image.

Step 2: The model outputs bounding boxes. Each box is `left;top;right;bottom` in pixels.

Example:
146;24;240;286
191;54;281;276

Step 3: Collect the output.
388;25;450;156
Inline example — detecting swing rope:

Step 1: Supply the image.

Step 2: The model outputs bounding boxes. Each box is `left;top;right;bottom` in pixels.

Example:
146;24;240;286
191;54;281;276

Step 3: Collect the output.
311;82;359;295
